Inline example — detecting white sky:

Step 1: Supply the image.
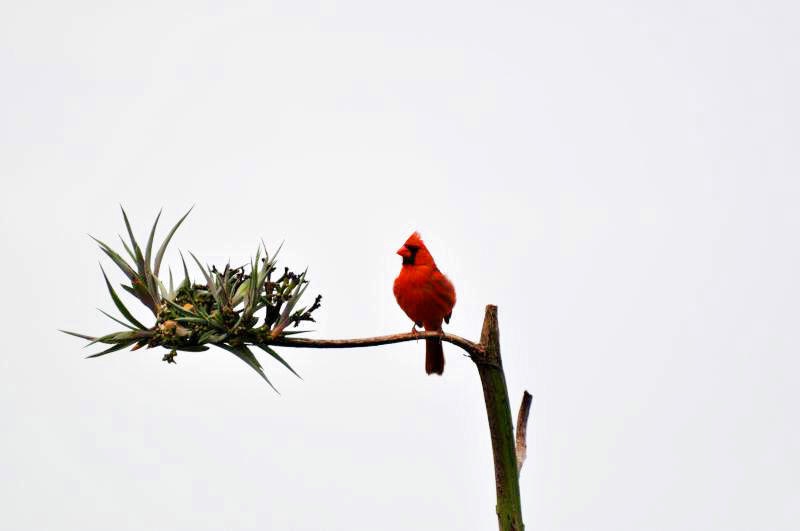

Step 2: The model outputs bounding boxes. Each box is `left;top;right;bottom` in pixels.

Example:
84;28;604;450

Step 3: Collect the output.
2;1;799;530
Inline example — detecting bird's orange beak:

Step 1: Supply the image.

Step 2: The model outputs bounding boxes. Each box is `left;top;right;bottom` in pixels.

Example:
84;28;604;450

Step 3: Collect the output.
396;245;411;258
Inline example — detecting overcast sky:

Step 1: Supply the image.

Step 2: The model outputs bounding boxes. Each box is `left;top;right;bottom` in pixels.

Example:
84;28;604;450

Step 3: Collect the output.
2;1;798;530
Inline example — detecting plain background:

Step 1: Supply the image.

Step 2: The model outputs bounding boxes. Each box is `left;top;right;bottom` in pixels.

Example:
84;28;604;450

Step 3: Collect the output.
2;2;798;530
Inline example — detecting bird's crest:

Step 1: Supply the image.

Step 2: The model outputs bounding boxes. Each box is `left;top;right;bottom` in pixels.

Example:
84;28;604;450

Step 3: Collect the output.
404;231;425;248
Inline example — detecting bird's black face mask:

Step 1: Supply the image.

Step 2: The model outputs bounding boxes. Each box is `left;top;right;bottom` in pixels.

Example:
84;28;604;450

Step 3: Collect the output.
402;245;419;265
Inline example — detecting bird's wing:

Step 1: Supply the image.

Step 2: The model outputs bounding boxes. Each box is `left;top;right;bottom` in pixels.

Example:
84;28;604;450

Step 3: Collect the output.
427;269;456;314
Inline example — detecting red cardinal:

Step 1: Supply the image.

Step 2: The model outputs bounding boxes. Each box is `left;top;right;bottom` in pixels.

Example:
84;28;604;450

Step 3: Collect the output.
393;232;457;375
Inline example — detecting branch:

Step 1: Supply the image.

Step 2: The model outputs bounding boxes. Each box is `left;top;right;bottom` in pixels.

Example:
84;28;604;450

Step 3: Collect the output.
269;330;484;358
516;391;532;473
476;305;524;531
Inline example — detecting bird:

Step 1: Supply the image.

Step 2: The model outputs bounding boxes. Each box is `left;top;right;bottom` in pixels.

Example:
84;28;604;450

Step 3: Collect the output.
393;232;457;375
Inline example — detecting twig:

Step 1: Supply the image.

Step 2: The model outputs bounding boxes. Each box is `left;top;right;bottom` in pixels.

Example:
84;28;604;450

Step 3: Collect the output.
269;330;484;358
516;391;532;473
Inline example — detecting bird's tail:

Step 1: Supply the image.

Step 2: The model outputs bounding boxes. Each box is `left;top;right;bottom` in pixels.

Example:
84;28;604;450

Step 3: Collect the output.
425;337;445;375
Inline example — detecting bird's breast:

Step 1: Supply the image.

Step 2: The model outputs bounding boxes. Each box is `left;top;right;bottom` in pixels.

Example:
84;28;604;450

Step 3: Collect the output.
393;266;454;328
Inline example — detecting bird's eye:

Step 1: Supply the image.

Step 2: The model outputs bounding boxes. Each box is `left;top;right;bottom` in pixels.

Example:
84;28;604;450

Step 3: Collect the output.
406;245;419;252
